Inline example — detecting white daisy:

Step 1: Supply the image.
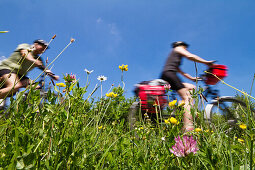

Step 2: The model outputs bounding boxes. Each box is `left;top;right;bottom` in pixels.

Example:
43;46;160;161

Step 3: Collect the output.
97;75;107;82
84;68;94;75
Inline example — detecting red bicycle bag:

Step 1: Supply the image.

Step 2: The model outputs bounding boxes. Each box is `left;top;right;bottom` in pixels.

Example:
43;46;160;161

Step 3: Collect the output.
205;64;228;85
137;85;167;113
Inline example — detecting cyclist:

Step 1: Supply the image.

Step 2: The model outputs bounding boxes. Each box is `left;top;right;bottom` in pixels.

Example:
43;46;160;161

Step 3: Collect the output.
0;39;59;99
160;41;214;132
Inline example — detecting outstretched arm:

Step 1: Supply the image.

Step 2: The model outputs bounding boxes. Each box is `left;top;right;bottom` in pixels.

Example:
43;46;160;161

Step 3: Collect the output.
20;49;43;67
175;47;214;65
20;49;59;81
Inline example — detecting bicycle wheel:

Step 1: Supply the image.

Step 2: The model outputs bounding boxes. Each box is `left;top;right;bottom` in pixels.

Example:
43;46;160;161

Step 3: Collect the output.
204;96;255;127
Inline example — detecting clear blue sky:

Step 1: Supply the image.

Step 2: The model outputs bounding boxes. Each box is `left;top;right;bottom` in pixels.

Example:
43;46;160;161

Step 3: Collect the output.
1;0;255;99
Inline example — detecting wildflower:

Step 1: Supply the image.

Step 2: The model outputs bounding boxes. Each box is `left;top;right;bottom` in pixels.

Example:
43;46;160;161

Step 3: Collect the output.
238;138;244;143
164;84;171;90
169;117;179;125
178;100;185;107
70;74;76;80
98;126;103;129
170;135;198;157
164;119;170;124
64;73;76;83
161;137;166;141
84;68;94;75
169;100;177;107
106;92;118;98
205;129;209;133
97;75;107;82
56;83;66;87
119;64;128;71
195;128;202;132
239;124;247;130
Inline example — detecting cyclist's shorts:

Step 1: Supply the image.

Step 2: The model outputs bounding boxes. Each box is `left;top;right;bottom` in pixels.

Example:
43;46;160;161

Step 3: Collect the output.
160;71;185;91
0;69;29;82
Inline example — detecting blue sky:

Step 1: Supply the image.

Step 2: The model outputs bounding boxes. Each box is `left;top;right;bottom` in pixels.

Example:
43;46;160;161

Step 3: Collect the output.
1;0;255;99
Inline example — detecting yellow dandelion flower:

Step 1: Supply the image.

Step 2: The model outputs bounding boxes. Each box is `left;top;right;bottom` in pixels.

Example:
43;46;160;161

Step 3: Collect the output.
205;129;209;133
119;64;128;71
195;128;202;132
164;119;170;124
98;126;103;129
140;127;144;130
168;100;177;107
124;65;128;71
56;83;66;87
106;92;117;98
178;100;185;107
238;138;244;143
239;124;247;130
169;117;179;124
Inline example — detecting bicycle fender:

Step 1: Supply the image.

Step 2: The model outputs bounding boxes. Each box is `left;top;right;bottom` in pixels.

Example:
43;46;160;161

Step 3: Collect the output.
204;103;214;120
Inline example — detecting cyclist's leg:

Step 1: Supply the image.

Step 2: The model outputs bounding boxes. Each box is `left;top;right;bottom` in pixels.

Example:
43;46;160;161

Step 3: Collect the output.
177;87;194;131
0;73;23;99
161;71;195;131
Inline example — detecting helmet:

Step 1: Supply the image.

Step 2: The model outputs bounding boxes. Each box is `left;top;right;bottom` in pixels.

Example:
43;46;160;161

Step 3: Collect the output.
33;39;49;48
171;41;189;48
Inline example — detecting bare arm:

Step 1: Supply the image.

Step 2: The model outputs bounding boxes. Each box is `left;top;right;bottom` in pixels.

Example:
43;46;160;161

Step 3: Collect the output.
20;49;59;80
175;47;214;65
20;49;43;67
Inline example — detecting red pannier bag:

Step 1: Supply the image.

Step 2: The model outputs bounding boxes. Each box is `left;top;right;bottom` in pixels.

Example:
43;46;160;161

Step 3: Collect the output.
205;64;228;85
137;85;167;113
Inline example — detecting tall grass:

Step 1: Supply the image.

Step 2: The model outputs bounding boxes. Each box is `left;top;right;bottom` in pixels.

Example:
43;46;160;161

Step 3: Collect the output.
0;72;254;169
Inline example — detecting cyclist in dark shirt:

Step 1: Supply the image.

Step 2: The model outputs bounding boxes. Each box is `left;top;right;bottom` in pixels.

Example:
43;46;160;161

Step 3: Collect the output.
161;41;214;132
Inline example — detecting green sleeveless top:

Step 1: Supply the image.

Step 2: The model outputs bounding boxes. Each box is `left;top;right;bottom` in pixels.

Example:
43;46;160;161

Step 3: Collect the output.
0;43;43;76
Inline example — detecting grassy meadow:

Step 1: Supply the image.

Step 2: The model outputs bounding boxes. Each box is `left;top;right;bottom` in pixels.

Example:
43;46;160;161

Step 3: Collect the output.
0;67;254;169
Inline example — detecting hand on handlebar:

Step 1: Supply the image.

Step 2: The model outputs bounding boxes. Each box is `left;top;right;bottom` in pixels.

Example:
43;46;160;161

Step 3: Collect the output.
51;75;59;81
206;60;217;66
45;70;59;81
190;77;203;82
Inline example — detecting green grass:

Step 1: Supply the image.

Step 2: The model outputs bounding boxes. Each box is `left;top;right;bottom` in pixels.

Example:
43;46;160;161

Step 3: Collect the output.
0;79;254;169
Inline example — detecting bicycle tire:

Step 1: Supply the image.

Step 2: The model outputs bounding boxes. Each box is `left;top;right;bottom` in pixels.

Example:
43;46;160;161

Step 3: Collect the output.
204;96;255;127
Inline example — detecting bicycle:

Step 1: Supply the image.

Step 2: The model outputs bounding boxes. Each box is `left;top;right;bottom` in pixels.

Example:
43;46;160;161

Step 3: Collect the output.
128;64;255;131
